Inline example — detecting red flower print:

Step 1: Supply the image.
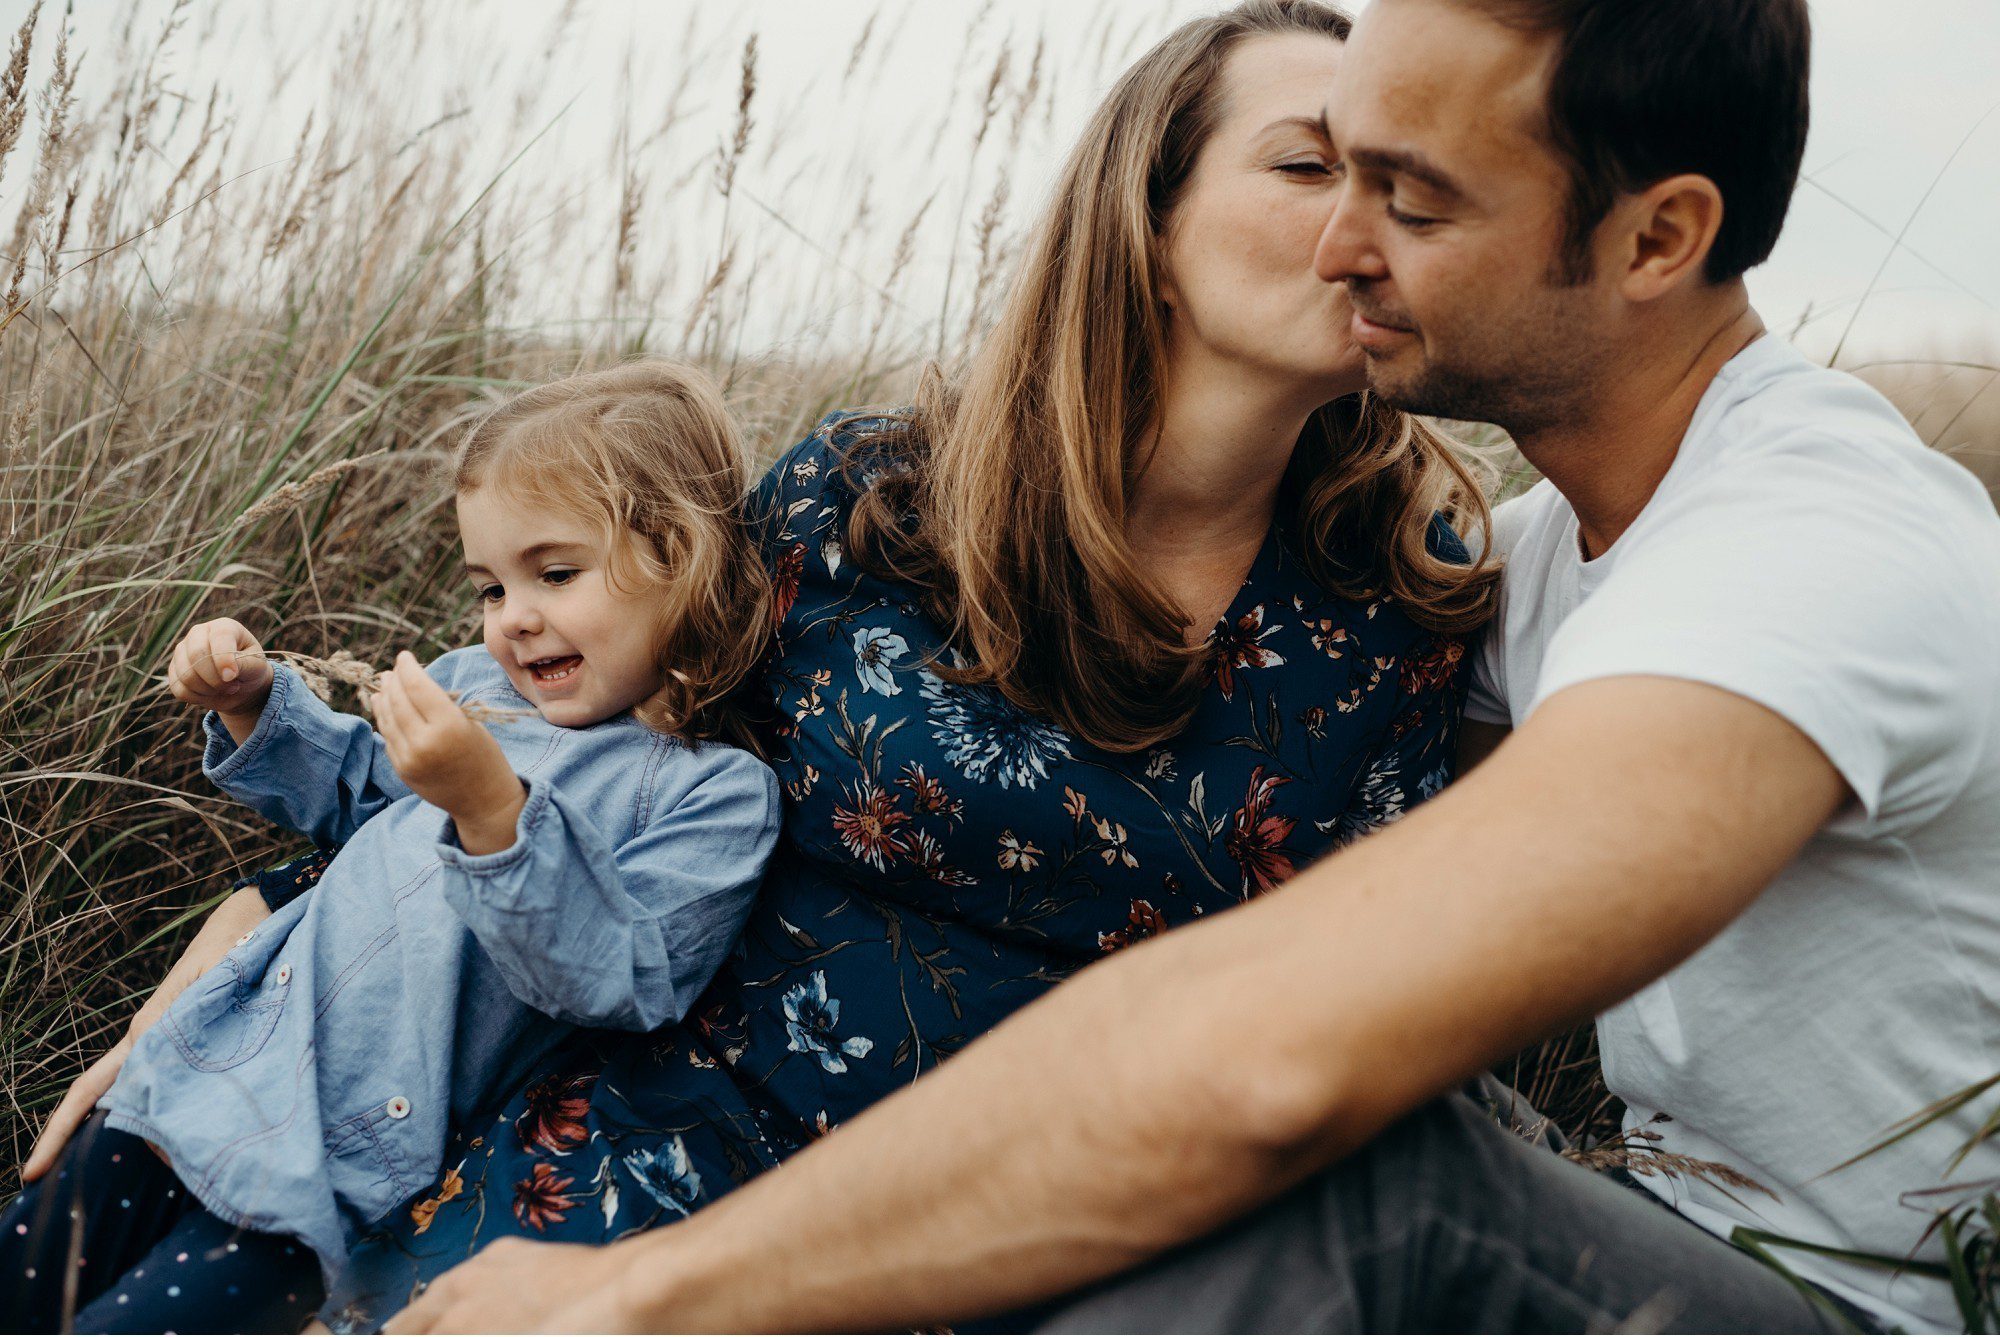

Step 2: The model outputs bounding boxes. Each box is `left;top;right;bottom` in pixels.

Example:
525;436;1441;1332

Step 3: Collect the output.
690;999;749;1068
772;542;807;626
514;1070;595;1156
1299;705;1327;738
908;830;977;887
784;763;821;802
1306;618;1349;659
1098;899;1169;953
1225;765;1300;895
1400;637;1465;696
1206;605;1287;700
512;1162;576;1232
831;780;914;870
897;763;964;823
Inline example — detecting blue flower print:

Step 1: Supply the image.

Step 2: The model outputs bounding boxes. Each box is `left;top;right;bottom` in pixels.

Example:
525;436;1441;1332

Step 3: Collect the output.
1318;758;1407;847
853;627;909;696
782;969;876;1074
919;668;1073;790
622;1136;704;1218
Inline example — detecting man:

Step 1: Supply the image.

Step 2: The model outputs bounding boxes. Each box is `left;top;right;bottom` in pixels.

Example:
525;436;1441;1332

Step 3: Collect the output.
392;0;2000;1330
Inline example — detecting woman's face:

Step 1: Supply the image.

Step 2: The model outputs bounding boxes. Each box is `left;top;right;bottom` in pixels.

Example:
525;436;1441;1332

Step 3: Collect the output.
1158;33;1365;402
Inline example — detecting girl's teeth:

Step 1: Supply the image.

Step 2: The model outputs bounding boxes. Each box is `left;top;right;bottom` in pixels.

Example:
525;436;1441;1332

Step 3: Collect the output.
532;657;581;682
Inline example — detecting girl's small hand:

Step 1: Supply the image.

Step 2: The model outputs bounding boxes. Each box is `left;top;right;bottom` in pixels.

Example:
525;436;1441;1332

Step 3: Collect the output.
373;651;526;853
166;617;275;720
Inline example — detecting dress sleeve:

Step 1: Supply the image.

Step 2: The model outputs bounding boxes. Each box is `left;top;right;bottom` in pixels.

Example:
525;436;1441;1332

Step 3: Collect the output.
432;743;782;1031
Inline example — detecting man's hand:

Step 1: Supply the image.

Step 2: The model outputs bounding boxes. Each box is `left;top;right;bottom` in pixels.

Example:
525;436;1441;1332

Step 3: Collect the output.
371;652;525;855
167;617;276;744
23;885;272;1181
384;1238;644;1334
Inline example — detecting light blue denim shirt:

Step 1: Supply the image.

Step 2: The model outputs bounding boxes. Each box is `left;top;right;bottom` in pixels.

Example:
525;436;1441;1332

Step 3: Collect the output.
99;646;780;1284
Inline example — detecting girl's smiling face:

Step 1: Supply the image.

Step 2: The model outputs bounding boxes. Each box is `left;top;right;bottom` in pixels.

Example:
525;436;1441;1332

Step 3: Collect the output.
457;483;666;728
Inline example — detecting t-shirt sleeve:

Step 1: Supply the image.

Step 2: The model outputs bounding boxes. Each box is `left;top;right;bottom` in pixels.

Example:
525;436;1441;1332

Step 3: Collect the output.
1529;439;1997;836
1465;627;1511;726
1463;492;1539;727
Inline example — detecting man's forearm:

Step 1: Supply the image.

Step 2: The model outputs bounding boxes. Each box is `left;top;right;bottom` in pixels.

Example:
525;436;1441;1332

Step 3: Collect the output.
618;888;1367;1331
613;679;1844;1332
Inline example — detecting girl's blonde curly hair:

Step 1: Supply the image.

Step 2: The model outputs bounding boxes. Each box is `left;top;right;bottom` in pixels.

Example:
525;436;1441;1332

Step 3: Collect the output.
454;361;772;752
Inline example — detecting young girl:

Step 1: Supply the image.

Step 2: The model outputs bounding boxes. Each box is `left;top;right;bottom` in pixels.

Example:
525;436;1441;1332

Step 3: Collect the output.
0;362;781;1333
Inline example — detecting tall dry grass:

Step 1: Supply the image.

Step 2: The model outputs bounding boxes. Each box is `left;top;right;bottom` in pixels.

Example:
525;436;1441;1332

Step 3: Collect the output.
0;0;1995;1319
0;0;1076;1181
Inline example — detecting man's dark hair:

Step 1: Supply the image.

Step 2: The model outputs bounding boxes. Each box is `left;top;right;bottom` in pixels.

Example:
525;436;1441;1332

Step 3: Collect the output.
1465;0;1811;285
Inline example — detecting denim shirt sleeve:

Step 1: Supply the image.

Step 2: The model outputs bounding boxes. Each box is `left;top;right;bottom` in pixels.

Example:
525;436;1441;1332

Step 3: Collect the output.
202;662;416;848
432;745;781;1031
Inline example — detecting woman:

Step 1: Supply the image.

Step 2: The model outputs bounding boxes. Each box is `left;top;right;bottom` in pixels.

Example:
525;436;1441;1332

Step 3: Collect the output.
22;2;1497;1329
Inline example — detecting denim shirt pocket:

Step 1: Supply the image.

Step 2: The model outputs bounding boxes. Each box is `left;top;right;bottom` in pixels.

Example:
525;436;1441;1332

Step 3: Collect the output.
323;1100;423;1201
163;956;293;1073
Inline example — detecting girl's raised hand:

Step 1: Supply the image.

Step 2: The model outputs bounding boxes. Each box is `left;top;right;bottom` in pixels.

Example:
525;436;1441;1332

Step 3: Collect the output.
372;651;527;853
167;617;275;720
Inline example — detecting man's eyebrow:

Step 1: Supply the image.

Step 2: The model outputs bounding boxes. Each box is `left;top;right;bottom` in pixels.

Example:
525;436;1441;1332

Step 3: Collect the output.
1343;145;1467;200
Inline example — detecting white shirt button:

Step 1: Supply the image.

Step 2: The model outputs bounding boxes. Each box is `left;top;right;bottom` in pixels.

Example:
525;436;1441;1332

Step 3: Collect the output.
385;1096;411;1120
234;932;254;947
275;963;292;985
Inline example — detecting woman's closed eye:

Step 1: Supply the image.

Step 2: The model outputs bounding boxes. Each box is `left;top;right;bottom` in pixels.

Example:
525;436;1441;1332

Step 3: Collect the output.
1274;157;1337;179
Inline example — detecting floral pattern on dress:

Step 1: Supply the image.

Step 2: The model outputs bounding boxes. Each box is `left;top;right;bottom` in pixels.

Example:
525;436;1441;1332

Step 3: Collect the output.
320;415;1474;1330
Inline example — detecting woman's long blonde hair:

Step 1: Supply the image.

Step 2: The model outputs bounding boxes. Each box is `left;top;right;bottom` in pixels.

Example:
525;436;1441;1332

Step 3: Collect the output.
455;361;771;751
844;0;1499;754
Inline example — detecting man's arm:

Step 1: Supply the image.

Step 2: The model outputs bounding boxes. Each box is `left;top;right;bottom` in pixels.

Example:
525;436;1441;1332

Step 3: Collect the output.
394;675;1848;1334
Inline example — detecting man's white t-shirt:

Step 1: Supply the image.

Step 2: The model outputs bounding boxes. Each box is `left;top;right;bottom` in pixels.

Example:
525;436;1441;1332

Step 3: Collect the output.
1466;334;2000;1331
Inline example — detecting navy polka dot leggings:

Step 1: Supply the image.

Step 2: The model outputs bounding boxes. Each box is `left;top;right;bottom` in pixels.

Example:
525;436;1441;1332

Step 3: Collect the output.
1;1111;323;1333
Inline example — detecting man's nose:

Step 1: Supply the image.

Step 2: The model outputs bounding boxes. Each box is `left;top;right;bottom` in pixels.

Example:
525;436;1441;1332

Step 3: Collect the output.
1313;184;1387;286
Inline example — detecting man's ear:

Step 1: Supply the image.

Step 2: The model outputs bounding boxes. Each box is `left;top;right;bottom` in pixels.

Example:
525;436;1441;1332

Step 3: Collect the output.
1617;173;1725;301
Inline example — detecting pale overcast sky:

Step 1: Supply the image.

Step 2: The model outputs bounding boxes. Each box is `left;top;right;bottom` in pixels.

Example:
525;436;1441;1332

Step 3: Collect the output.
19;0;2000;362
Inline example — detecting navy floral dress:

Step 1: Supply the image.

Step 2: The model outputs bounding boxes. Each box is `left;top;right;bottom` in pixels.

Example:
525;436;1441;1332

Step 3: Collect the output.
317;417;1472;1329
